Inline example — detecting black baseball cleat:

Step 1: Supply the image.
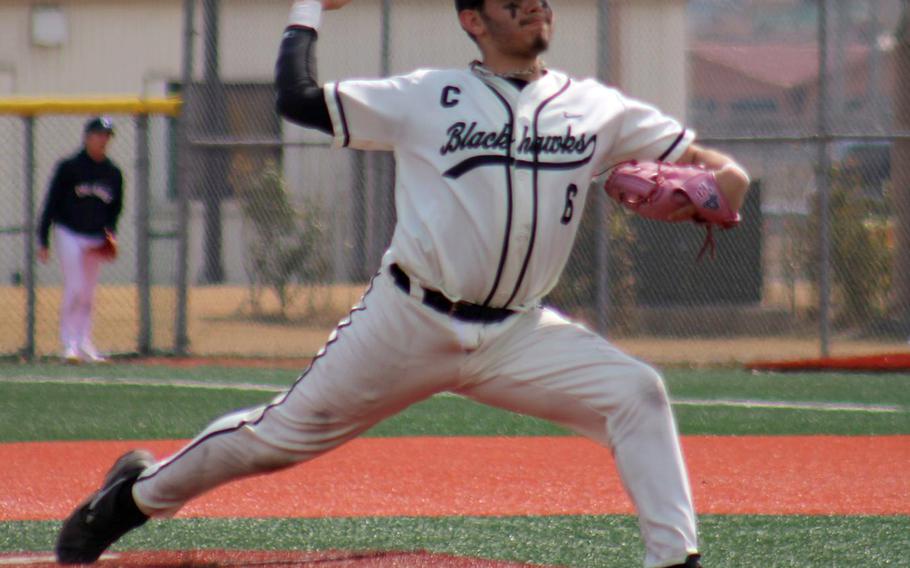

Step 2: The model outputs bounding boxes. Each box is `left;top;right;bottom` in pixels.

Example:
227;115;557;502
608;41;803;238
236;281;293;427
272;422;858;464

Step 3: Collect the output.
668;554;703;568
55;450;154;564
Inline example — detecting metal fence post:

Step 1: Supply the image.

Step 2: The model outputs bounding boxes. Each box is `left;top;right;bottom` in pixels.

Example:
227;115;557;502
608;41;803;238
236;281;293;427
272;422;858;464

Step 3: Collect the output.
135;114;152;354
23;116;36;361
175;0;196;355
817;0;832;358
371;0;395;273
894;0;910;334
593;0;613;335
199;0;228;285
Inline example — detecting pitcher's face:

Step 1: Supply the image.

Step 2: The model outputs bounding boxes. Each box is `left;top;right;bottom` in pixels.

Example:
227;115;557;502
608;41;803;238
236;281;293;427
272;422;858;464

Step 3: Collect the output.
84;132;112;162
479;0;554;59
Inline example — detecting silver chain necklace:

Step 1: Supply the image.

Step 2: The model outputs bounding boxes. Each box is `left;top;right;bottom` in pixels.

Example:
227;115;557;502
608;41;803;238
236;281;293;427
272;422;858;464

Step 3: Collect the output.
472;60;546;80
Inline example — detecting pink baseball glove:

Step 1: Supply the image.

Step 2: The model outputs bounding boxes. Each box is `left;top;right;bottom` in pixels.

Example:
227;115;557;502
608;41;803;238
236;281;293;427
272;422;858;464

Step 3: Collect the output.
603;160;741;259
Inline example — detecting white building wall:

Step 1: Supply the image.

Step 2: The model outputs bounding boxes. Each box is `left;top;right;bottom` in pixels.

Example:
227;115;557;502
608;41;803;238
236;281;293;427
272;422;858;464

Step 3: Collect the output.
0;0;183;95
616;0;690;120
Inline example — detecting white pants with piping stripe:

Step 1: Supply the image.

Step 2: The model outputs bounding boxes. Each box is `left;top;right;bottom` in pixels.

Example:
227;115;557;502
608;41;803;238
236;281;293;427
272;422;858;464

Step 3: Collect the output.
54;225;105;353
133;267;698;567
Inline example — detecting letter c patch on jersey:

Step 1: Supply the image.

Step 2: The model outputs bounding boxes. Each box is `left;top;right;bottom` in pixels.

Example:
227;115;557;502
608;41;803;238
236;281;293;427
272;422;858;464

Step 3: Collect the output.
441;86;461;108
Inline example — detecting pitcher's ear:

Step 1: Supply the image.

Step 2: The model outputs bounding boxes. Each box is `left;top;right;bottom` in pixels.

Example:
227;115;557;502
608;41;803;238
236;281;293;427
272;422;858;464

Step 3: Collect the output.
459;8;485;39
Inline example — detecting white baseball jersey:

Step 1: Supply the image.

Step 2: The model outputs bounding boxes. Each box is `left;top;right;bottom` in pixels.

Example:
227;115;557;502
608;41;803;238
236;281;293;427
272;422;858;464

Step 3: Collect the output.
325;66;693;308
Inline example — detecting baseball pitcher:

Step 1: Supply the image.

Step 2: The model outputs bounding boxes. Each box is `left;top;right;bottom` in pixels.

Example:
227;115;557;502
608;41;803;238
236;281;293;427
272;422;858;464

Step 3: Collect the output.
56;2;750;567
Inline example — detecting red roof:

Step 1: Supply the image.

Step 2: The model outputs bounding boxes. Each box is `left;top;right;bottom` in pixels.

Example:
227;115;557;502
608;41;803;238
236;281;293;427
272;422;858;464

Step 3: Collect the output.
691;42;873;89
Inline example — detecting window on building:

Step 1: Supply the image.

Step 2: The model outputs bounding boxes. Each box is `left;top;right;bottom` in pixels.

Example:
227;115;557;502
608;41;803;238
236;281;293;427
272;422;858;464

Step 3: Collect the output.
730;98;778;113
164;81;280;202
845;98;864;112
692;98;718;113
788;87;807;113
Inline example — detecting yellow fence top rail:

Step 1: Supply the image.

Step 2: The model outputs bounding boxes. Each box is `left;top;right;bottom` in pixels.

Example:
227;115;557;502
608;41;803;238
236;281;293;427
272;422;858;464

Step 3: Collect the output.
0;96;182;116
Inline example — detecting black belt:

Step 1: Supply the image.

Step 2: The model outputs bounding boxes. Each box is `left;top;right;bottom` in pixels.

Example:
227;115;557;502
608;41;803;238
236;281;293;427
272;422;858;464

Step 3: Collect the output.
390;263;516;324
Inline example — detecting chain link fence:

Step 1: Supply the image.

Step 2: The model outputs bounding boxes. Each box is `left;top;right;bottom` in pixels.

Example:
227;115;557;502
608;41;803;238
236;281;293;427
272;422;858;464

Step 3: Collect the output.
0;107;179;358
686;0;908;361
1;0;908;363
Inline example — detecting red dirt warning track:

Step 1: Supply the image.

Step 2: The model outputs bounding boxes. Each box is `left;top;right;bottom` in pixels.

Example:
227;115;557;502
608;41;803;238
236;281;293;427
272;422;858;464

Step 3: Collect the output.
747;352;910;372
2;436;908;520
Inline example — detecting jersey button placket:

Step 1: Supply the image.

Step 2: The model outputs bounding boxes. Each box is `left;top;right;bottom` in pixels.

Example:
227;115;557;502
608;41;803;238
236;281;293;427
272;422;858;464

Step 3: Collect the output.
495;115;534;307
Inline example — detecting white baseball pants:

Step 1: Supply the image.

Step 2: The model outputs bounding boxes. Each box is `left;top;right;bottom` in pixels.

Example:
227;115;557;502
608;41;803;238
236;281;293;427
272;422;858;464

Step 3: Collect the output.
133;267;698;567
54;226;106;354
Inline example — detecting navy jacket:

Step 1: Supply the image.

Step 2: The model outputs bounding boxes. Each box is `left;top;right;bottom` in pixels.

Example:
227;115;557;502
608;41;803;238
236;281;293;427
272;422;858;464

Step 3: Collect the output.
38;149;123;248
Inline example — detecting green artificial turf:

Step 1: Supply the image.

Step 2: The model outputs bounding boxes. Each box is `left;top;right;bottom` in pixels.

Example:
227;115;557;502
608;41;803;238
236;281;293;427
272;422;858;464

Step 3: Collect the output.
1;364;907;567
0;367;908;441
661;369;910;407
6;515;909;567
0;362;298;385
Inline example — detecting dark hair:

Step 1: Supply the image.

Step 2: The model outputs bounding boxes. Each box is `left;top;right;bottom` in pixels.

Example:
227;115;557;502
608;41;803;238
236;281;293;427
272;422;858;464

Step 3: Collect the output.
455;0;484;12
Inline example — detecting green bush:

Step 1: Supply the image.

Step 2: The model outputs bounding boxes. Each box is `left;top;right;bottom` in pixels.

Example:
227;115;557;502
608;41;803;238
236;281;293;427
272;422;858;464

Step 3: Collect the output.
804;166;892;329
236;163;330;319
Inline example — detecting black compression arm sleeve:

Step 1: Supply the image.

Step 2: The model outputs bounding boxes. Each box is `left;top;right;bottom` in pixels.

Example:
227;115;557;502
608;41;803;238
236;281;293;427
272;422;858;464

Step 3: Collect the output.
275;26;334;134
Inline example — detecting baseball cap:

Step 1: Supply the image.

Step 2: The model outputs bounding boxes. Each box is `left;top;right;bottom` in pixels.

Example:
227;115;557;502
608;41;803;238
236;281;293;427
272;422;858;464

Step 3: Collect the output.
84;116;115;135
455;0;484;11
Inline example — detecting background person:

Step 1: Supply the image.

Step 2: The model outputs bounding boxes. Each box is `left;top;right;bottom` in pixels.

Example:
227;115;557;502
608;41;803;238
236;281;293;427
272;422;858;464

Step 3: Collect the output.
37;116;123;364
